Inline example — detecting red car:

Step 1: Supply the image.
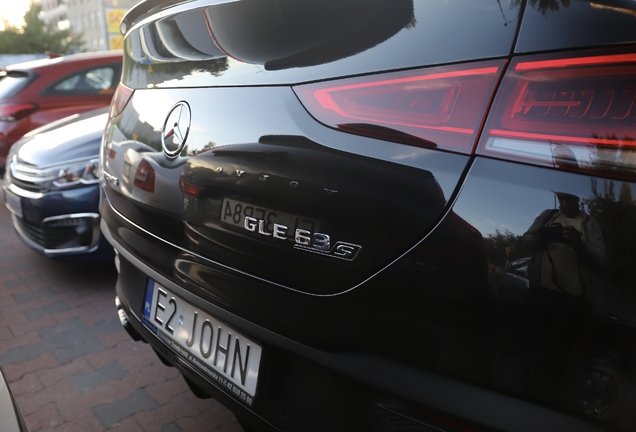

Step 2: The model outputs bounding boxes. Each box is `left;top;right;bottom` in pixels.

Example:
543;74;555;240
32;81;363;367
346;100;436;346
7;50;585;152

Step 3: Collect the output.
0;51;122;170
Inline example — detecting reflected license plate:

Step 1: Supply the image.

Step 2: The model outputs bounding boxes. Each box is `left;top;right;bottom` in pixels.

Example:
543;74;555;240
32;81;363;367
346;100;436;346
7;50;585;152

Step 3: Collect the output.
4;189;23;218
142;280;262;406
221;198;319;236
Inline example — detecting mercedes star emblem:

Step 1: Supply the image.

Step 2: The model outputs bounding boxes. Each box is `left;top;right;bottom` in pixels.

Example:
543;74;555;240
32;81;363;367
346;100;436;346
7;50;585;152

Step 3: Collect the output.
161;101;191;158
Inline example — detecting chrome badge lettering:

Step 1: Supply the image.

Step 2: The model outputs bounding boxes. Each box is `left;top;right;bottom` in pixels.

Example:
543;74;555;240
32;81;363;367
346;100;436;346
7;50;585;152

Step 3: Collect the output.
102;171;120;186
243;216;361;261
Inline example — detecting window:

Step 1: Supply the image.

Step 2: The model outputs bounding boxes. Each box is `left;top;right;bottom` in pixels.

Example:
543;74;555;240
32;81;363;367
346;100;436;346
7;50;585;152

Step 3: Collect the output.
45;64;119;96
0;71;35;99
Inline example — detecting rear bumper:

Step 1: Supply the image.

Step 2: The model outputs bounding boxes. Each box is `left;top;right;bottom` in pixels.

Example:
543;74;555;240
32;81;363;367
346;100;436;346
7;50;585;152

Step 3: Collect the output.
102;212;606;432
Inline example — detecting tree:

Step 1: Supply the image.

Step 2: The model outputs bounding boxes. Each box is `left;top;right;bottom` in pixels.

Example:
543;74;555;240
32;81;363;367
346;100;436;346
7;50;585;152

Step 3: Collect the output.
484;229;522;273
0;1;80;54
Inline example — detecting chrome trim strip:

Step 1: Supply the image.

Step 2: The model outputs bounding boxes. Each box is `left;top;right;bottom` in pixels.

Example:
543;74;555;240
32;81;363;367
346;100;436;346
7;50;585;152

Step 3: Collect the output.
13;155;101;171
4;183;44;200
11;213;101;256
41;212;100;224
41;213;101;253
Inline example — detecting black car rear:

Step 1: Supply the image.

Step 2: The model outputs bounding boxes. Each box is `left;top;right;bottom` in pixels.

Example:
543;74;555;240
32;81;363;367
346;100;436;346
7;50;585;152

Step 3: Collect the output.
101;1;636;431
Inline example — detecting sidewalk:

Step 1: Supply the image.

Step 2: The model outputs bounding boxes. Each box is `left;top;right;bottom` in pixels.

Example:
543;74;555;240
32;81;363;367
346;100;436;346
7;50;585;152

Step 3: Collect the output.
0;185;243;432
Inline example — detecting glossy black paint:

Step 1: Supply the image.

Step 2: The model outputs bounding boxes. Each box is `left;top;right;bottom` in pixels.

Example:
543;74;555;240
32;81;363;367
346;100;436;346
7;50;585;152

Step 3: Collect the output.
103;86;469;294
516;0;636;53
121;0;520;88
102;0;636;431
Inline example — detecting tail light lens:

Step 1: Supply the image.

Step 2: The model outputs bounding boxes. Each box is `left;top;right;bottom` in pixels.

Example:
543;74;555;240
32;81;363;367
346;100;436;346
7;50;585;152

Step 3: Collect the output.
294;61;504;153
478;51;636;178
180;178;203;198
0;103;38;121
109;83;134;118
134;159;155;192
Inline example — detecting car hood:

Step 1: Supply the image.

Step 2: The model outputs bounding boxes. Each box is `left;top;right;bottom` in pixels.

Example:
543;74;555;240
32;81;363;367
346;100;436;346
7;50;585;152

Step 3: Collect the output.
14;110;107;167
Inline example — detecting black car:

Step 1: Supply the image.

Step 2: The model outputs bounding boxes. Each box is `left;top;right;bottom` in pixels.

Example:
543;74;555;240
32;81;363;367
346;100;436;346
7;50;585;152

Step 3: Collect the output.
4;108;114;261
101;1;636;431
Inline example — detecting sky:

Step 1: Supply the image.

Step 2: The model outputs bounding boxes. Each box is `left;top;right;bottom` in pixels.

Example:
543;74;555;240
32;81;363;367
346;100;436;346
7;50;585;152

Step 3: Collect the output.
0;0;31;29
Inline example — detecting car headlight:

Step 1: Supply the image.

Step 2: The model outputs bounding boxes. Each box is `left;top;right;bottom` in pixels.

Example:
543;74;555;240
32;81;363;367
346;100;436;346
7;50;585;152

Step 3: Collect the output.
52;158;100;188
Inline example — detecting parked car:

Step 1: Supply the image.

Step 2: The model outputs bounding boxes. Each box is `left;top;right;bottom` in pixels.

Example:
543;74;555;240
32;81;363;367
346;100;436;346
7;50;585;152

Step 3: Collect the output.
0;51;122;172
3;108;114;261
0;367;27;432
101;1;636;431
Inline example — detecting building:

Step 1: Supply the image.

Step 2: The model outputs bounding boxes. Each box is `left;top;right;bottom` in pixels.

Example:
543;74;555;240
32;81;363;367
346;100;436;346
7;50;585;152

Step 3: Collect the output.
36;0;139;52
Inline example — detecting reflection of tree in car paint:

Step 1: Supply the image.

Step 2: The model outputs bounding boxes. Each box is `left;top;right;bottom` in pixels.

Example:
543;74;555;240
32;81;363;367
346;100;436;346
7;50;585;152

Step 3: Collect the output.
584;180;636;302
490;180;636;310
511;0;571;16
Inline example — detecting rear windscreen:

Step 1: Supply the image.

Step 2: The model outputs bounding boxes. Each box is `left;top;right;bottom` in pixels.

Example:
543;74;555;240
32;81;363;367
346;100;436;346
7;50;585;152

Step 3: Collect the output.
0;71;34;99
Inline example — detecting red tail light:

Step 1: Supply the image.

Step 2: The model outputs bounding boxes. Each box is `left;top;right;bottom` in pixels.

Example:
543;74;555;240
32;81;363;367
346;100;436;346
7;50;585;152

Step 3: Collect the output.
0;103;38;121
109;83;134;118
134;159;155;192
294;61;505;153
478;51;636;178
179;179;204;198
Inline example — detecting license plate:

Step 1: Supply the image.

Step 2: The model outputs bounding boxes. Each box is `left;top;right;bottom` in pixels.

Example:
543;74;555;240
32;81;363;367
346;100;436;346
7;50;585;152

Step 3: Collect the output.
142;280;262;406
4;189;23;218
221;198;319;236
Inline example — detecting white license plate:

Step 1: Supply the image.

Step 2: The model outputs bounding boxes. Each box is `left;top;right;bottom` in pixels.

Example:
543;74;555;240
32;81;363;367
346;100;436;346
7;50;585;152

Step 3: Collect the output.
142;280;262;406
221;198;319;235
4;189;23;218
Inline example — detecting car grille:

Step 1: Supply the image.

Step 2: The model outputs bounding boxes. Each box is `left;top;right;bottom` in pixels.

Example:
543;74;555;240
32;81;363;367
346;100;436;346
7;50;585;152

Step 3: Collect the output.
9;161;48;193
14;217;95;250
9;176;46;193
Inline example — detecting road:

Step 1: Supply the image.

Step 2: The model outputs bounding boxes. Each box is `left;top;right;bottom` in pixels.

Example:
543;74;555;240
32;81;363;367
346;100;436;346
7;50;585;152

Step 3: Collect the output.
0;183;243;432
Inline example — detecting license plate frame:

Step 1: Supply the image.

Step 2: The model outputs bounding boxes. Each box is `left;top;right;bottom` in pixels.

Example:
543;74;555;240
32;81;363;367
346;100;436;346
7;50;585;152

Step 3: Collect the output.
142;279;262;406
4;189;23;219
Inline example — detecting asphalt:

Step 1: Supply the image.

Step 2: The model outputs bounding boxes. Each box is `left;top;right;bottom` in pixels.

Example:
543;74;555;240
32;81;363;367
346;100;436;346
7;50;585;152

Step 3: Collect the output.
0;182;244;432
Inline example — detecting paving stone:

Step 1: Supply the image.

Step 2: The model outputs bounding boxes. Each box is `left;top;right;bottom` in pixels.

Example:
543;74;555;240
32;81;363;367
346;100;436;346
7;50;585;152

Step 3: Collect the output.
52;304;98;325
37;357;94;388
39;316;122;364
16;378;80;416
47;410;105;432
133;395;199;432
0;262;31;276
0;298;42;325
110;417;144;432
161;423;184;432
146;375;189;406
0;326;13;341
71;361;130;394
56;383;117;422
4;274;43;290
25;300;70;321
98;328;131;349
92;388;159;429
176;401;242;432
8;372;43;396
0;317;109;365
13;286;54;304
0;185;242;432
23;402;63;432
2;352;59;382
10;315;57;337
0;243;17;255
